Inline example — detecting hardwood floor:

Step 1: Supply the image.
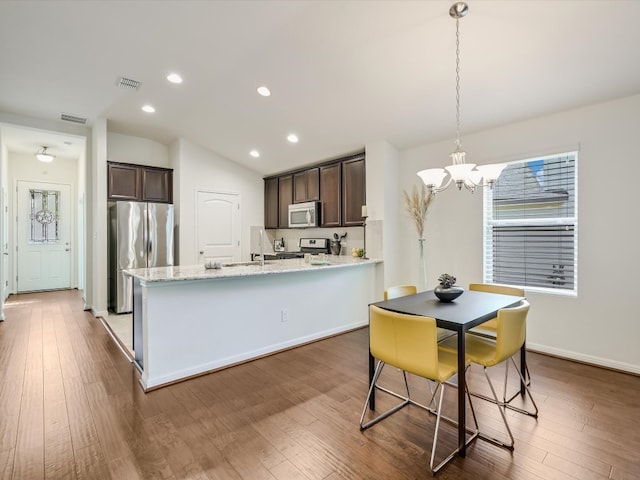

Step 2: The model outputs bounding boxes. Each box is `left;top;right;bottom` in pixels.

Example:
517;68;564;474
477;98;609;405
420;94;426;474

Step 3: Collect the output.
1;290;639;479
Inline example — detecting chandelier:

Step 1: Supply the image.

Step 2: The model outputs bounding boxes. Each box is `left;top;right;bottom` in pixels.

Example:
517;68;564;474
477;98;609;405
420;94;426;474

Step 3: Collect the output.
35;146;55;163
417;2;506;194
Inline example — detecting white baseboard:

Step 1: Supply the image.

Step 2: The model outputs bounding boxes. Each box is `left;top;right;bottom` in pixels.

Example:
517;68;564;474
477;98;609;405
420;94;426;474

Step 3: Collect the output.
142;320;368;390
92;308;109;319
527;342;640;375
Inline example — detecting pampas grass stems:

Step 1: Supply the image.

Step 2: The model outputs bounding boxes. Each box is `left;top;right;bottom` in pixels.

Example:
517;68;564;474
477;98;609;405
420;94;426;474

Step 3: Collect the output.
403;184;434;239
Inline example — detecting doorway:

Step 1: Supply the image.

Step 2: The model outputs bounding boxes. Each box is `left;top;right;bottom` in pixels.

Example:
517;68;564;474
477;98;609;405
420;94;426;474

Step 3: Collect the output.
0;125;86;304
16;181;72;292
196;190;241;264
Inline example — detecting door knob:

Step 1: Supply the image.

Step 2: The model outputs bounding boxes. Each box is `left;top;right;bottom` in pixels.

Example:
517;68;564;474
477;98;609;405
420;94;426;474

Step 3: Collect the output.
199;250;204;255
65;248;70;252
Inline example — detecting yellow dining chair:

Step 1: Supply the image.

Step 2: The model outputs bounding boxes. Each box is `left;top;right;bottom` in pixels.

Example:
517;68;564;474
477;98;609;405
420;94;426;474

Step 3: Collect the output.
468;283;532;400
360;305;478;475
384;284;418;300
468;283;524;335
458;300;537;450
384;285;454;343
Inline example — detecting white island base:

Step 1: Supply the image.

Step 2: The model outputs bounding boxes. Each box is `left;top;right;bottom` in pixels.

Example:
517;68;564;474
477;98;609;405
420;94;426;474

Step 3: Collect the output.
127;258;383;390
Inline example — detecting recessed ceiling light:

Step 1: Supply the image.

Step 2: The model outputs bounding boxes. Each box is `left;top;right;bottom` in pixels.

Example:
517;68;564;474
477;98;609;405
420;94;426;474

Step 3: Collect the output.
287;133;299;143
257;86;271;97
250;150;260;158
142;105;156;113
167;73;183;84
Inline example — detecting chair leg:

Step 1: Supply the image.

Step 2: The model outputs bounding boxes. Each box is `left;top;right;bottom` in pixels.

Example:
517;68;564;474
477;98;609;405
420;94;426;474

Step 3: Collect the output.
426;380;440;412
360;361;411;430
472;360;538;418
478;366;515;450
428;381;479;475
505;357;538;418
504;359;532;403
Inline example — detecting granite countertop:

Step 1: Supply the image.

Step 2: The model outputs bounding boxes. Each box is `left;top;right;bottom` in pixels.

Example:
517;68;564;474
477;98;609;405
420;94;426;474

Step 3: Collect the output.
124;256;382;283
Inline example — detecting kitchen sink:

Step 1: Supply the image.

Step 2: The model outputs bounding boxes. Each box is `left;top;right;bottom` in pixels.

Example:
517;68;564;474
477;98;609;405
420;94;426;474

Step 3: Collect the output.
222;261;274;267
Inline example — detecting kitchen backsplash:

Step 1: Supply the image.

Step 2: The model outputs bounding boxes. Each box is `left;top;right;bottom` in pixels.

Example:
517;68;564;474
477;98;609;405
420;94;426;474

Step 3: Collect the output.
250;224;382;257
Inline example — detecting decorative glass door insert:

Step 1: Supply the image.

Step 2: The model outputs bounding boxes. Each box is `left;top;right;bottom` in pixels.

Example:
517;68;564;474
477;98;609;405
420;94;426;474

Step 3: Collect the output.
29;189;60;243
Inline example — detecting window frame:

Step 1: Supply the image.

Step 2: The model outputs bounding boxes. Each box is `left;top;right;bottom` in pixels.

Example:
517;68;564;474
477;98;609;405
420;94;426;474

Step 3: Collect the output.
482;151;578;296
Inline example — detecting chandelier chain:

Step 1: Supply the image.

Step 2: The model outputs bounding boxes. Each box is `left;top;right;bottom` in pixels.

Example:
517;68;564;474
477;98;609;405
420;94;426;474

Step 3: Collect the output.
455;16;462;150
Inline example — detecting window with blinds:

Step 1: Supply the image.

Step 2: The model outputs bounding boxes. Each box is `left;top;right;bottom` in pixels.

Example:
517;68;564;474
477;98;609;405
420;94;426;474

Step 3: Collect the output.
483;152;577;293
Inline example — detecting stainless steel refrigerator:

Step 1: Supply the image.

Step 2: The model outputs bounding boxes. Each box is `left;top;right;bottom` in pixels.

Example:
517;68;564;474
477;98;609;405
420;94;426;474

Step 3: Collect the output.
109;201;174;313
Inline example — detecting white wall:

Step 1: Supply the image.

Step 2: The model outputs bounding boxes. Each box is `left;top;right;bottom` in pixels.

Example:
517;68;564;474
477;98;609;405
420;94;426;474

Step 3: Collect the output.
172;138;264;264
90;118;108;317
396;93;640;373
365;140;400;286
0;137;6;319
107;132;169;168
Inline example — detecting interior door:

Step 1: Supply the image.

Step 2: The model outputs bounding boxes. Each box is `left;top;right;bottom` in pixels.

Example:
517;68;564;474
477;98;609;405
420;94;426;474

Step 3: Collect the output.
196;190;240;264
17;181;71;292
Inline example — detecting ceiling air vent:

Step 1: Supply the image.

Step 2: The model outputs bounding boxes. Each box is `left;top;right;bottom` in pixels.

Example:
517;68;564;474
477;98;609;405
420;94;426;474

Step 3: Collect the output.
118;76;141;90
60;113;88;124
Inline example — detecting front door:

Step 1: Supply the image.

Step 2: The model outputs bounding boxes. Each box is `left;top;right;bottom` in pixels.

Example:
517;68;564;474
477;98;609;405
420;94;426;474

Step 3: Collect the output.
196;190;240;264
17;181;71;292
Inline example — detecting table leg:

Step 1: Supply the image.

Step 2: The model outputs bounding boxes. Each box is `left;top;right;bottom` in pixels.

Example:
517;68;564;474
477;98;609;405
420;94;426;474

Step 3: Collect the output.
520;342;527;395
368;349;375;410
457;330;466;457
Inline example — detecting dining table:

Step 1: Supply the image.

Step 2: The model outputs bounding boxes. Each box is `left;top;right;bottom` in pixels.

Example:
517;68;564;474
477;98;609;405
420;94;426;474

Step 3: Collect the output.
369;289;525;457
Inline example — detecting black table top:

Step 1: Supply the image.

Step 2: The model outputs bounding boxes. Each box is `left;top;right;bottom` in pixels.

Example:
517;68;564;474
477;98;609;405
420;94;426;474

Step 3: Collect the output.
371;289;524;332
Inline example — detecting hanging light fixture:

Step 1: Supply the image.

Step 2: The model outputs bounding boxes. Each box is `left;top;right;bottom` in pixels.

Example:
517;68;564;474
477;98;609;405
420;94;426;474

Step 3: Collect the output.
35;146;55;163
417;2;506;194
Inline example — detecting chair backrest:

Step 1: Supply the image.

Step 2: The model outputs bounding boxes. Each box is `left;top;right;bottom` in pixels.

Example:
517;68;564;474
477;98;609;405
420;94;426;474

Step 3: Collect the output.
469;283;524;297
494;300;530;363
384;285;418;301
369;305;440;380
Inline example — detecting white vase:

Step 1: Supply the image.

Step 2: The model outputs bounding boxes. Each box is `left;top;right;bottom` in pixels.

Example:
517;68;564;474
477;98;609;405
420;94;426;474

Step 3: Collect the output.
418;238;428;292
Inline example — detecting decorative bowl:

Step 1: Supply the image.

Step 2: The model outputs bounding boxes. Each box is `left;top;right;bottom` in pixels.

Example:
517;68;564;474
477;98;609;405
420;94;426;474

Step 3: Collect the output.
434;286;464;302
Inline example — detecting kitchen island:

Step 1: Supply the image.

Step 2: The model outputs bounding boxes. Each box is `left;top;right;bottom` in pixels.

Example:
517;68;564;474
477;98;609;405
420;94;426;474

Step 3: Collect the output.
125;256;383;390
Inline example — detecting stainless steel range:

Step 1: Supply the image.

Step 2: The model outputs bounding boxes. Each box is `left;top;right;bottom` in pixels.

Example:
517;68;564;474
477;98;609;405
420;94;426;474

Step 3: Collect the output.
276;237;330;259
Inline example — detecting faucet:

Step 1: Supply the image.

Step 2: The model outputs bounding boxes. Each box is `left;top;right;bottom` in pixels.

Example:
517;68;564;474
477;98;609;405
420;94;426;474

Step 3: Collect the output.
259;228;265;266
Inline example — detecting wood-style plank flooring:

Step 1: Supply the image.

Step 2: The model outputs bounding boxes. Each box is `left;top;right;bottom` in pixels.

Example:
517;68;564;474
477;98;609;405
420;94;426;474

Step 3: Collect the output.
1;290;639;479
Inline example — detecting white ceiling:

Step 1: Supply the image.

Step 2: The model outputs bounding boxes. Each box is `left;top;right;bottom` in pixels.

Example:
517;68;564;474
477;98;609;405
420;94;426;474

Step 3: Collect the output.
1;1;639;175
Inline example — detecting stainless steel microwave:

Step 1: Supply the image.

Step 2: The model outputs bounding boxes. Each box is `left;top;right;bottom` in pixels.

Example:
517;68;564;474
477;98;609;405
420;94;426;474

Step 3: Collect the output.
288;201;319;228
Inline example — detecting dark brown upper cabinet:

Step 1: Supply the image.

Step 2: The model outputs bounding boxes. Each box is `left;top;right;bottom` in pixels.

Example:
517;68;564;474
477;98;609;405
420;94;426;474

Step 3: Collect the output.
108;161;173;203
278;175;293;229
141;167;172;203
293;168;319;203
319;164;341;227
341;157;366;226
107;162;141;201
263;152;365;228
264;177;279;229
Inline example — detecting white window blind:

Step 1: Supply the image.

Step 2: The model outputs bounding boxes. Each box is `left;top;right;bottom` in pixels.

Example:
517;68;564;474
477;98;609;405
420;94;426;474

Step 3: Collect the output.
483;152;577;293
